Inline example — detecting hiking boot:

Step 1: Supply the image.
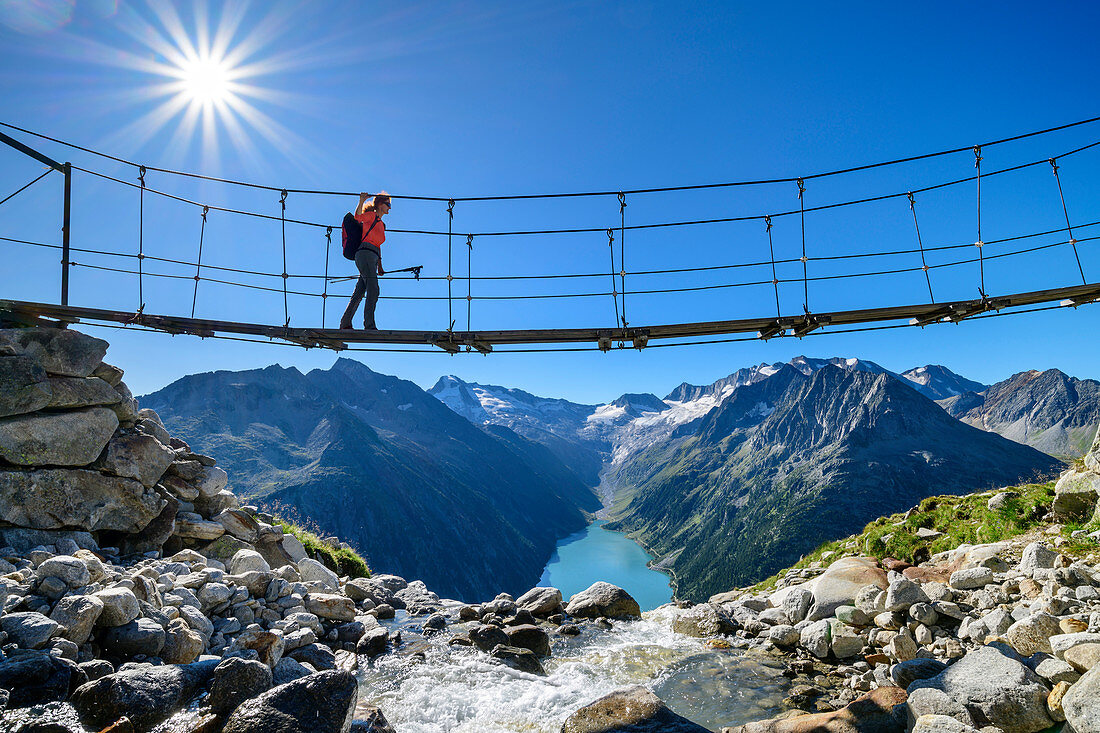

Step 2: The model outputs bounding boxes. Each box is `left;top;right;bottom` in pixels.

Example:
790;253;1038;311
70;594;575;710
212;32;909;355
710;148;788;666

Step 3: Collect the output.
339;320;354;330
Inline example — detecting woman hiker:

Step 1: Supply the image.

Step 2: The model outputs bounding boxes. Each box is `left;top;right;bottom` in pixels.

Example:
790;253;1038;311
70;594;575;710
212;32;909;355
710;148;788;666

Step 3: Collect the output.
340;191;391;330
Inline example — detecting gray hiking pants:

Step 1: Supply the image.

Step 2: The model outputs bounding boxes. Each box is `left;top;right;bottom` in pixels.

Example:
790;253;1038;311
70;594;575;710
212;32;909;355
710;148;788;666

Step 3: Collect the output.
340;246;380;329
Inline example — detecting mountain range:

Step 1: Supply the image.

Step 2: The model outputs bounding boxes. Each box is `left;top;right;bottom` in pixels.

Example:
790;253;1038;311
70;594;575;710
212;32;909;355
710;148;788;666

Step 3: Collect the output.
143;354;1093;603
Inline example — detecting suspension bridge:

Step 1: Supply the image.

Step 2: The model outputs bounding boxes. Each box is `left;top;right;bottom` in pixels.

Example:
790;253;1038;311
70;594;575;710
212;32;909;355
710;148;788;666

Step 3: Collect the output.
1;118;1099;354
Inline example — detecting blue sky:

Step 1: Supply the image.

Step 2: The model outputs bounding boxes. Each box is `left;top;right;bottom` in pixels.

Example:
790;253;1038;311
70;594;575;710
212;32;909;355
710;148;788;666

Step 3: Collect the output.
1;1;1099;403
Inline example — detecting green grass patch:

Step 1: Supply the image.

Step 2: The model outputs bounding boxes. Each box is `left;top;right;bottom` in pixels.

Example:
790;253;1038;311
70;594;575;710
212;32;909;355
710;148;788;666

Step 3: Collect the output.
265;502;371;579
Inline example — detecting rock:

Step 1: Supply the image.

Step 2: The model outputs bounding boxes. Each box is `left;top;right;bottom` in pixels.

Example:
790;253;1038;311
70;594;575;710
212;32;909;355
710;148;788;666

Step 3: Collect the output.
729;686;907;733
1064;643;1100;673
93;587;141;627
69;659;217;731
96;430;175;488
1048;680;1071;723
221;669;358;733
0;355;51;417
202;534;255;565
469;623;510;653
885;577;930;612
306;593;357;622
0;328;108;377
394;580;442;615
273;657;313;685
288;643;337;671
298;558;340;591
0;406;118;466
781;586;815;624
46;375;122;410
906;687;976;727
505;624;551;658
280;533;309;563
50;594;103;645
829;621;864;659
1020;542;1058;574
490;644;545;675
767;624;801;647
565;582;641;619
197;466;229;498
885;633;918;662
1050;632;1100;659
800;619;831;659
227;628;285;667
987;491;1016;511
563;685;711;732
214;510;261;543
1004;612;1063;656
1;611;60;649
892;658;948;689
1063;663;1100;732
352;708;397;733
516;586;563;616
907;645;1053;733
911;715;980;733
175;516;226;540
209;657;273;717
229;548;271;575
807;556;888;621
160;619;205;664
193;489;239;517
37;555;91;587
356;627;389;658
0;648;79;707
101;617;167;658
0;468;164;533
1053;470;1100;519
949;567;994;590
93;361;124;386
673;603;737;637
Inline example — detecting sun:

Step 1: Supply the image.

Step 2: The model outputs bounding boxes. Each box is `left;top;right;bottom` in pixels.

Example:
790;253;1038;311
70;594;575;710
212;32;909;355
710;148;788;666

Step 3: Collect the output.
179;55;232;105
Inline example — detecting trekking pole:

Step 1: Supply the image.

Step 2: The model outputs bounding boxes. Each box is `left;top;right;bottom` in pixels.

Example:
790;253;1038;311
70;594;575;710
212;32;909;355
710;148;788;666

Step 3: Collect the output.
384;265;424;280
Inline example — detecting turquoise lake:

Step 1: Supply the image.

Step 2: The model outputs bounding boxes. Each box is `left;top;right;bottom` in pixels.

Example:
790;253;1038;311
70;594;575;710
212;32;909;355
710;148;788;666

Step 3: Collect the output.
538;520;673;611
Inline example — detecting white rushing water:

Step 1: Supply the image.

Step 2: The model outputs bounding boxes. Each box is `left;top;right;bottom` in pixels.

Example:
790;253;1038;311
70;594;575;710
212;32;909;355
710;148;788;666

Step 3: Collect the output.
355;605;790;732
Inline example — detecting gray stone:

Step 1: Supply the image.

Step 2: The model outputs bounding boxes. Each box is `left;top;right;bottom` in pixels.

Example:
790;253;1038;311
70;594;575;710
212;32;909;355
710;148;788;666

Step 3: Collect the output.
297;557;339;591
209;656;273;717
0;328;108;377
800;619;831;659
49;593;104;645
490;644;546;675
565;581;641;619
197;582;232;610
782;586;815;624
288;643;337;670
96;429;175;487
950;567;995;590
672;603;737;637
160;618;204;664
1004;612;1063;656
807;556;887;621
69;659;218;731
93;361;124;386
37;554;90;587
45;376;121;409
0;406;118;466
516;586;563;616
1032;654;1080;684
911;714;981;732
226;628;285;667
505;624;551;658
892;658;948;689
197;465;229;498
1063;662;1100;732
0;468;164;533
767;624;801;647
829;621;863;658
1053;470;1100;519
886;577;930;612
221;669;358;733
0;611;60;649
175;516;226;540
561;685;710;733
229;548;271;575
306;593;356;621
0;648;79;708
908;645;1053;733
101;617;166;658
1050;631;1100;660
0;355;51;418
910;603;939;627
214;509;262;543
280;533;308;563
273;656;313;685
0;527;97;553
93;587;141;627
394;580;443;616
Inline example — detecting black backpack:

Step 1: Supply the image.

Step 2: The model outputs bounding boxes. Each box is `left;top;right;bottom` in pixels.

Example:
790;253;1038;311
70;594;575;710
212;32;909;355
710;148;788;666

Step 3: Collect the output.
341;212;381;260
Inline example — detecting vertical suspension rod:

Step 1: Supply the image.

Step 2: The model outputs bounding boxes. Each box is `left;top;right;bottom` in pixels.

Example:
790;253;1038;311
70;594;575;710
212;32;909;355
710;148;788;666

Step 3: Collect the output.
137;166;146;309
191;206;208;318
61;163;71;306
607;228;621;330
322;227;332;328
797;177;808;313
908;192;935;303
280;189;289;327
447;199;455;332
765;215;780;318
618;192;628;328
466;234;474;332
974;146;986;296
1049;158;1086;284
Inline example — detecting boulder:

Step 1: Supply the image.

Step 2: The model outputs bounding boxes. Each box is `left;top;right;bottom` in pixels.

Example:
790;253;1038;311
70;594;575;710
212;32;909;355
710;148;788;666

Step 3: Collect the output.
356;627;389;658
306;593;357;622
781;586;814;624
175;516;226;540
352;708;397;733
50;594;104;645
807;556;887;621
730;686;907;733
0;648;80;708
515;586;563;617
1050;632;1100;660
1064;643;1100;673
0;468;164;533
907;645;1053;733
563;685;711;732
45;375;122;409
229;548;271;575
565;582;641;619
221;669;358;733
202;534;256;565
490;644;545;675
93;587;141;627
96;429;175;487
1004;612;1062;656
0;406;118;466
905;687;976;727
209;657;273;717
197;466;229;498
829;621;864;659
214;509;262;543
800;619;831;659
394;580;443;616
101;617;167;659
0;611;60;649
911;715;981;733
892;658;948;689
504;624;551;658
194;489;239;517
0;355;51;417
0;328;108;377
1053;470;1100;519
672;603;737;637
885;577;930;612
160;619;205;664
949;567;994;590
280;533;309;563
1063;663;1100;732
298;557;340;591
288;643;337;671
37;554;91;587
69;659;218;731
469;624;510;653
227;628;285;667
118;484;179;556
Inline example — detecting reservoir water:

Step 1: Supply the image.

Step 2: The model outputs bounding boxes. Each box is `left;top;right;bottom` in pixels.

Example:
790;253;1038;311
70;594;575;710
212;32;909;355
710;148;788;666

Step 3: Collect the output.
538;520;673;611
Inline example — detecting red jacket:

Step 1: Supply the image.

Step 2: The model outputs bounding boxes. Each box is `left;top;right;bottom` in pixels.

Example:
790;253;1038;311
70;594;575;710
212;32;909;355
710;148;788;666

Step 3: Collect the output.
355;211;386;248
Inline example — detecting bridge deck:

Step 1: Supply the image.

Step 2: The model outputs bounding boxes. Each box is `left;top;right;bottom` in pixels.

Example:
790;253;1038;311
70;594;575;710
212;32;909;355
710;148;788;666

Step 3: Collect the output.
3;282;1099;352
